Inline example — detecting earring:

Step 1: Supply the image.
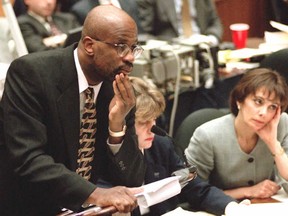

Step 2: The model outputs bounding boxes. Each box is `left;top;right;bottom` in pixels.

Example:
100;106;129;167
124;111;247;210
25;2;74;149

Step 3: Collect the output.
237;105;240;110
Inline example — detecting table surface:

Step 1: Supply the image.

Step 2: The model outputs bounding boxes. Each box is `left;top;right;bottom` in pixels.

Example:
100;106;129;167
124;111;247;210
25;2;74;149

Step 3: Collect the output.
251;197;280;204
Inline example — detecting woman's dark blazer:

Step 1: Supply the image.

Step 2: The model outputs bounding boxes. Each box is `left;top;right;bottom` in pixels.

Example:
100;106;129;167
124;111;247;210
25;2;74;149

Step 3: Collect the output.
136;135;234;216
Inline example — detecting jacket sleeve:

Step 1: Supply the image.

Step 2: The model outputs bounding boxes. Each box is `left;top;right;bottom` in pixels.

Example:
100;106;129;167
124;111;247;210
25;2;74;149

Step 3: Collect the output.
180;176;235;216
2;57;96;212
108;107;146;187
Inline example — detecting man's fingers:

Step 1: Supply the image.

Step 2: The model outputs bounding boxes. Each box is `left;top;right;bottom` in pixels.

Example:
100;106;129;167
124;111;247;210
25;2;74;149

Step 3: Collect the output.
114;74;135;102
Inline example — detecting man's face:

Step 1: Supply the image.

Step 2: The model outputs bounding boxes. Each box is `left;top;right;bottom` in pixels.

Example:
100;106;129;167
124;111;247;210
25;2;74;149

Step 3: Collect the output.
86;21;139;83
25;0;56;17
90;41;136;82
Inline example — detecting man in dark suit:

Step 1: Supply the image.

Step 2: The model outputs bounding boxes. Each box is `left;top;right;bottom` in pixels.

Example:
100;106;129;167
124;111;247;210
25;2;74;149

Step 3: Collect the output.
70;0;144;33
0;5;145;216
17;0;81;52
136;0;222;44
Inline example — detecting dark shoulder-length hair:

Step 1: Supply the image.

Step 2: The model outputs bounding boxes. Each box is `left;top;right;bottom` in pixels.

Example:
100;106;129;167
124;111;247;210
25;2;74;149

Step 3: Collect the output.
229;68;288;116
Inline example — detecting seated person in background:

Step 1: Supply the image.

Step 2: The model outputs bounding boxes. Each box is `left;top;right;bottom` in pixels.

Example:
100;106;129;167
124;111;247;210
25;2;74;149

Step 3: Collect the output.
185;68;288;200
128;76;249;216
136;0;222;45
0;0;18;63
17;0;80;52
70;0;144;33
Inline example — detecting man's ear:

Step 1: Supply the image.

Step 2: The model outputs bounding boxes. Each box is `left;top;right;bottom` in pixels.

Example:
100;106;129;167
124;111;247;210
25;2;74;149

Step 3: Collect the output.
82;37;94;56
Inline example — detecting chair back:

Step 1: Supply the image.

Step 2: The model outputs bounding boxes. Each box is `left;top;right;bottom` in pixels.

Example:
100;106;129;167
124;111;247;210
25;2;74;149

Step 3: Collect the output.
173;108;227;159
260;48;288;81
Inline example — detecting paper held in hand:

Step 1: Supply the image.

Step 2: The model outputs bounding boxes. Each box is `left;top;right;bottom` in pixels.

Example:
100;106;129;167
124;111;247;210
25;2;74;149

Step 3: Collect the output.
135;176;181;208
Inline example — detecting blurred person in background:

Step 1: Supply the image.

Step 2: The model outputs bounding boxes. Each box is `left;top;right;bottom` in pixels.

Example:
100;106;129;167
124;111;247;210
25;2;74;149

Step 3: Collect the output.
70;0;144;33
136;0;222;45
17;0;80;52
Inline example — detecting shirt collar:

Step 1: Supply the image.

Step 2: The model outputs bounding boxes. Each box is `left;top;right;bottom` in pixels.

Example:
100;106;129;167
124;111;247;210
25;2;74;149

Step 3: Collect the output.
28;10;50;24
73;48;102;100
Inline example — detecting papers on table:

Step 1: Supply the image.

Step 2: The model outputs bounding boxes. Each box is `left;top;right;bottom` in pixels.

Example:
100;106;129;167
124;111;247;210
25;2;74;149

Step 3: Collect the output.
225;48;270;60
174;34;212;46
163;188;288;216
225;188;288;216
270;21;288;33
135;176;181;208
272;187;288;203
225;203;288;216
258;21;288;52
162;207;215;216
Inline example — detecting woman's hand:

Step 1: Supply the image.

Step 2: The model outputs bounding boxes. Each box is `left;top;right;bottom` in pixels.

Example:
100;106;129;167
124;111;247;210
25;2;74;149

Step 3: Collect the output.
256;107;281;148
248;179;280;199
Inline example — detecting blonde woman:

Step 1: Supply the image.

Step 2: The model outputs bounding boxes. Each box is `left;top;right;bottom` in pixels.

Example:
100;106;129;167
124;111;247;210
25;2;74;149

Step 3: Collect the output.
129;77;243;216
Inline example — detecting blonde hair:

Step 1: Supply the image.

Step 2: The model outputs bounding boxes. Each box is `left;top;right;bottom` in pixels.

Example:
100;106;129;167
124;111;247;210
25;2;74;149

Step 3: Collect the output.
130;77;165;122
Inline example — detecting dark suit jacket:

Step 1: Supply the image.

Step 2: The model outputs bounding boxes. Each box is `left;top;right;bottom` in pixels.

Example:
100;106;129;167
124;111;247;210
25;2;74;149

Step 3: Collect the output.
70;0;144;33
136;0;223;41
17;12;80;53
133;135;234;216
0;44;145;216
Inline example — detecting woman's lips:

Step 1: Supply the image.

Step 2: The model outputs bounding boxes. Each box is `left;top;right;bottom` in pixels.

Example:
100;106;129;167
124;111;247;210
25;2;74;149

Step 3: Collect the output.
252;119;265;126
145;137;154;142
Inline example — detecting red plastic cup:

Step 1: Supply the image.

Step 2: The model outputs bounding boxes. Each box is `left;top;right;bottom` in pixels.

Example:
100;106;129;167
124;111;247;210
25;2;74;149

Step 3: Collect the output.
229;23;250;49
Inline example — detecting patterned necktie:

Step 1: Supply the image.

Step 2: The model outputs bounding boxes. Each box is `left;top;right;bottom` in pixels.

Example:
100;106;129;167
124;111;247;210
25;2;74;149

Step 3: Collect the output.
76;87;97;180
181;0;193;37
47;19;62;36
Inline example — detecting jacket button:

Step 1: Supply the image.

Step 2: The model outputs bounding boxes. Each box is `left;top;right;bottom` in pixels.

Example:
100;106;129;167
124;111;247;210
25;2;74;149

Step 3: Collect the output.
118;161;126;170
248;157;254;163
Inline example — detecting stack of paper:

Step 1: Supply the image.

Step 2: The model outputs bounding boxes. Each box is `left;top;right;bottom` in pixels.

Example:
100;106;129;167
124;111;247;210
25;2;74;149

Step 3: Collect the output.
162;207;215;216
272;187;288;203
259;21;288;52
135;176;181;208
226;203;288;216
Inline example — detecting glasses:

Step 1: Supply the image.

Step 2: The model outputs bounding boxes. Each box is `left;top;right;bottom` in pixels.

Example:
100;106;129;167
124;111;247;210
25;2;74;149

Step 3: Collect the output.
90;37;144;59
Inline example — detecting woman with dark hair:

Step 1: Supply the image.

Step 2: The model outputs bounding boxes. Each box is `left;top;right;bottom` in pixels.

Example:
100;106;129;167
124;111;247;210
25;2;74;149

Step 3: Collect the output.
185;68;288;200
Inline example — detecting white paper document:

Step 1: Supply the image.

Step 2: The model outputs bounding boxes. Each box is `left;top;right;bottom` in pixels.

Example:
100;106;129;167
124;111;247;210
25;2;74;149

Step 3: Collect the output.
270;21;288;33
162;207;215;216
272;187;288;203
135;176;181;208
226;203;288;216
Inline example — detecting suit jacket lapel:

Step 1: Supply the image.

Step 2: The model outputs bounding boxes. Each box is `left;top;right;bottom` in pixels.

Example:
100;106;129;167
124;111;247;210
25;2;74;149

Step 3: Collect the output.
56;45;80;171
28;14;50;36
